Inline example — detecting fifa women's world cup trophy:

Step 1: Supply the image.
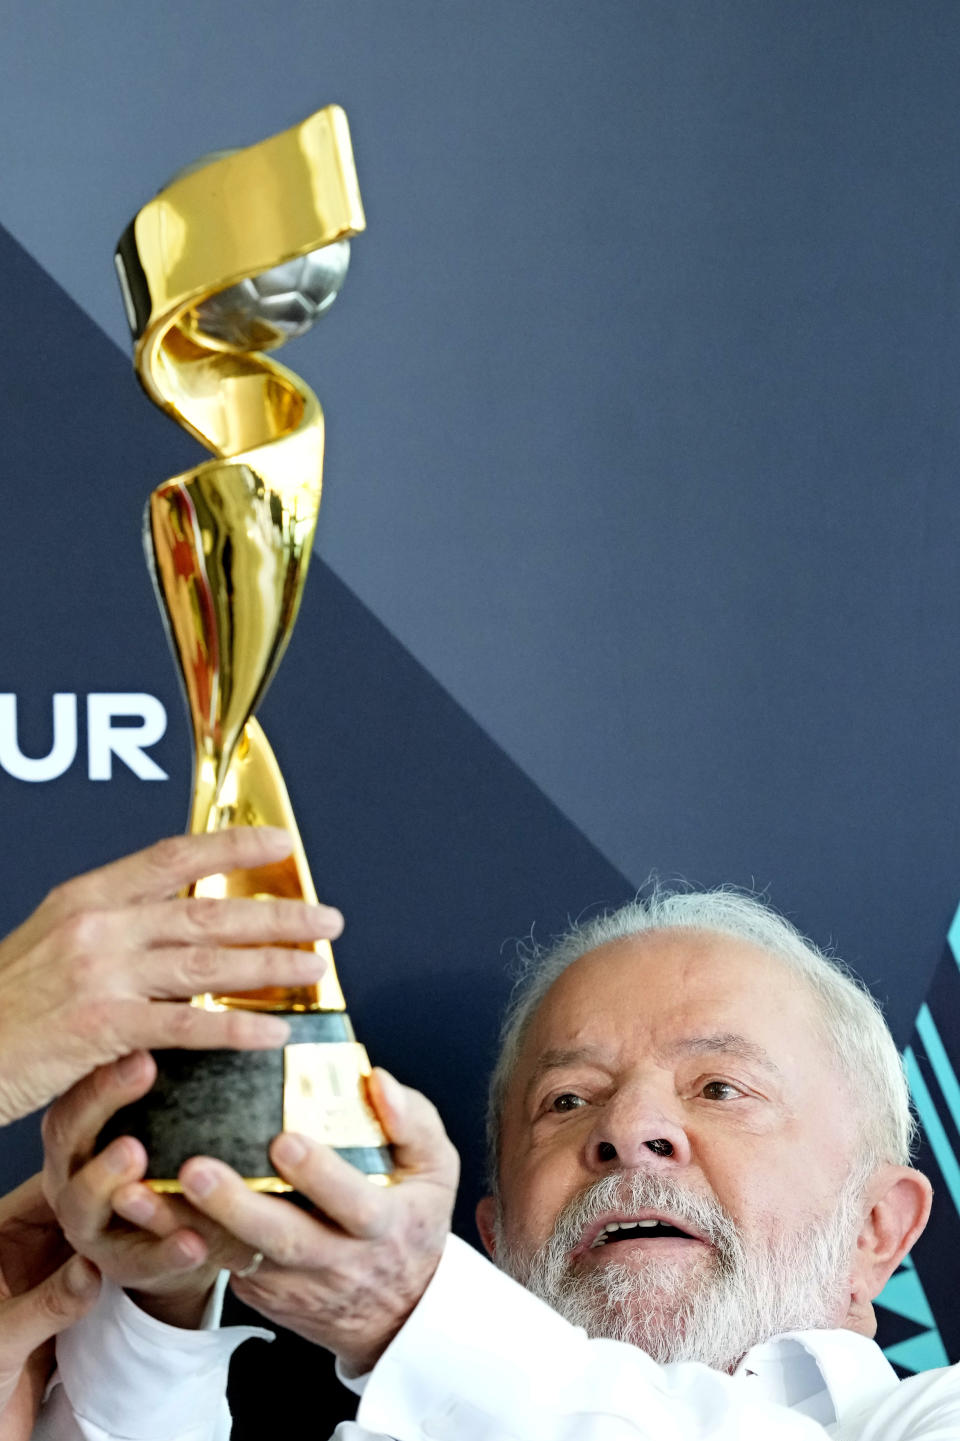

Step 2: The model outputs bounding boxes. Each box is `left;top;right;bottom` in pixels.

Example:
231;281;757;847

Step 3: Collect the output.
104;107;392;1190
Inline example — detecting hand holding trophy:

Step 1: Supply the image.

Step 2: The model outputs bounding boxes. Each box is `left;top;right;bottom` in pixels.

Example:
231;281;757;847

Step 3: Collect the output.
103;108;391;1190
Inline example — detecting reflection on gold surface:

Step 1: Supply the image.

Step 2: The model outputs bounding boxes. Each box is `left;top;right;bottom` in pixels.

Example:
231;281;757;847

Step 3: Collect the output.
188;722;344;1012
121;108;389;1167
120;107;363;1013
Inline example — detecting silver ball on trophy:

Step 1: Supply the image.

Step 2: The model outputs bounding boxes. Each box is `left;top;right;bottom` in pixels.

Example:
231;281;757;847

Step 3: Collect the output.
167;147;352;353
191;239;351;351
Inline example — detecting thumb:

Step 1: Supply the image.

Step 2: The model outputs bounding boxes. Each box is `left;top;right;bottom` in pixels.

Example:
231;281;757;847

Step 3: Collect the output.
0;1256;100;1375
368;1070;459;1186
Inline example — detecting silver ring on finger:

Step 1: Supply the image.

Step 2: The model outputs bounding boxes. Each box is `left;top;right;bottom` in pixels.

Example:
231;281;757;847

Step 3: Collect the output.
233;1249;265;1280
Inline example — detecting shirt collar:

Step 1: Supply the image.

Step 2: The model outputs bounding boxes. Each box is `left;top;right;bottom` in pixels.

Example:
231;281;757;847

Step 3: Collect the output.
736;1329;899;1423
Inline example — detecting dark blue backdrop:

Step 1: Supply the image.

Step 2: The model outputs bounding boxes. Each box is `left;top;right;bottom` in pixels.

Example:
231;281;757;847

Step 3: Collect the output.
0;5;959;1429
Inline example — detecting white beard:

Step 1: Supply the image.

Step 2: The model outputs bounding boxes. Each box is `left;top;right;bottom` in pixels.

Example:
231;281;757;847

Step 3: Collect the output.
494;1169;864;1373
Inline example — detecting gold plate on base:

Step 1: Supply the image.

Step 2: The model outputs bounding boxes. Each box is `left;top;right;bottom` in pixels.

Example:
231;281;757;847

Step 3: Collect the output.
147;1172;392;1194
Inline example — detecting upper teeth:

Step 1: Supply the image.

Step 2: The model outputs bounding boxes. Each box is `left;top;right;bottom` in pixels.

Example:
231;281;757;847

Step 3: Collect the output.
589;1219;667;1248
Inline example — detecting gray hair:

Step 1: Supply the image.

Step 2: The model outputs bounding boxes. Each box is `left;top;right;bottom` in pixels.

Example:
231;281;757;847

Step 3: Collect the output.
486;887;915;1189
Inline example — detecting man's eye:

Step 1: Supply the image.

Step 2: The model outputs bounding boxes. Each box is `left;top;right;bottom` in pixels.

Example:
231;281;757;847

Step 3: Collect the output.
700;1080;743;1101
550;1092;586;1112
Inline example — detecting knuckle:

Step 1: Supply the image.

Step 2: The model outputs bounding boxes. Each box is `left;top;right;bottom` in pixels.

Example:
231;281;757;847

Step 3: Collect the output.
177;945;221;988
268;1233;312;1269
57;912;108;967
165;1004;200;1045
219;827;252;858
148;835;195;874
245;898;294;940
180;897;227;939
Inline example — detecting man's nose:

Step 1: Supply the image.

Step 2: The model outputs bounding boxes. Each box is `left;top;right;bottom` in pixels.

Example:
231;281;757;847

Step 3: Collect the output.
585;1089;691;1172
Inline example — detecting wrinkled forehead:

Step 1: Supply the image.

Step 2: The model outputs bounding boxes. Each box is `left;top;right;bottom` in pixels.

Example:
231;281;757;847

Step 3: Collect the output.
511;928;833;1087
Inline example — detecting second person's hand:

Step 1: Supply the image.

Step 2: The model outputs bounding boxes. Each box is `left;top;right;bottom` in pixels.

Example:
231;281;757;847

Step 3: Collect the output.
0;827;342;1125
42;1054;253;1330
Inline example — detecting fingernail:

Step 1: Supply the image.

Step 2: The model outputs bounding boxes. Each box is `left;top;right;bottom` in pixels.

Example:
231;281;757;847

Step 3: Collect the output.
257;1017;291;1046
105;1139;134;1174
273;1133;306;1166
119;1192;154;1225
173;1234;206;1268
117;1052;147;1084
377;1068;405;1117
183;1164;217;1198
258;827;292;851
296;949;326;974
65;1255;100;1297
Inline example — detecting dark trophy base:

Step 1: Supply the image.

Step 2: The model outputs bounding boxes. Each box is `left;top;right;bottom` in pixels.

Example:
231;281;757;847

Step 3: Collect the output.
99;1011;392;1187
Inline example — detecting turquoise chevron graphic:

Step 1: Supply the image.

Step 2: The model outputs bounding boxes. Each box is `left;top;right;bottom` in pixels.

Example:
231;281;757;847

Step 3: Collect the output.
906;1019;960;1216
878;1256;950;1373
875;912;960;1372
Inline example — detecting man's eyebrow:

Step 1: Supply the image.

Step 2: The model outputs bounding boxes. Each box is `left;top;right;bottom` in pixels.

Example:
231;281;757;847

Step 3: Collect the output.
669;1033;784;1079
522;1035;784;1104
523;1047;608;1101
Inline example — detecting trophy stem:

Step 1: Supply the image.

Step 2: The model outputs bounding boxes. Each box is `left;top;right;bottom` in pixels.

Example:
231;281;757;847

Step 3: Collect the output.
188;750;223;838
186;718;347;1014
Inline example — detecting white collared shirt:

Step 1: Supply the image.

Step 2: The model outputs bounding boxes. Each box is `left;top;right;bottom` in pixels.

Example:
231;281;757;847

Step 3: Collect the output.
34;1236;960;1440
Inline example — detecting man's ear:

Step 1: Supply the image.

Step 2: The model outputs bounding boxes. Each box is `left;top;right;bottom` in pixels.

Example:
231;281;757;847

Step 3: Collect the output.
475;1195;498;1259
851;1166;933;1307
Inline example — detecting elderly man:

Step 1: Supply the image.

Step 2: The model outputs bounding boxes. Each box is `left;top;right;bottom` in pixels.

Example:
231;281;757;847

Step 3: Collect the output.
32;884;960;1438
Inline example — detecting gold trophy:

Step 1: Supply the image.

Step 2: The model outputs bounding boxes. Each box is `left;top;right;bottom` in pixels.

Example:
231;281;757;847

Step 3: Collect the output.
104;107;391;1190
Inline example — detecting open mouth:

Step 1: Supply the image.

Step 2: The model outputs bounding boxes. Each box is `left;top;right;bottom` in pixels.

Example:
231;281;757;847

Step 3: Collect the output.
586;1218;704;1250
